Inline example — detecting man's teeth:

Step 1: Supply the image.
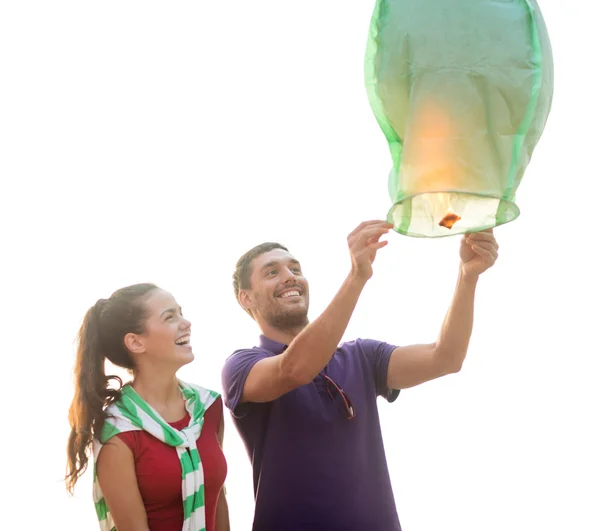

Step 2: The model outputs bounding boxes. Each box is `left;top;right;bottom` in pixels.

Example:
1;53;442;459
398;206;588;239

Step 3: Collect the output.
280;290;300;298
175;335;190;345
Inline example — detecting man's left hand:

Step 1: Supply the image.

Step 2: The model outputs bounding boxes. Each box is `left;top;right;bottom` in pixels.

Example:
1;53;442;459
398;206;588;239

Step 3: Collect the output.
459;229;499;278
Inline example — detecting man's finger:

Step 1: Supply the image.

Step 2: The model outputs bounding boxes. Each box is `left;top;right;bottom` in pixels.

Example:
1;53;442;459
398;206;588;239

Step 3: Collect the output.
349;220;392;238
472;244;497;262
368;240;389;251
352;226;392;246
469;241;497;254
350;224;391;242
467;231;497;243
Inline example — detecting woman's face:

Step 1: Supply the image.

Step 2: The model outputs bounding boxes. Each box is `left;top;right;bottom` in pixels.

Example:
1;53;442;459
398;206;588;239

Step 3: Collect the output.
126;288;194;369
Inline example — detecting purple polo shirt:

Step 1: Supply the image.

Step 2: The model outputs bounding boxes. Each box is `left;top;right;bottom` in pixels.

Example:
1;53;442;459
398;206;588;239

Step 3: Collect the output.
222;335;402;531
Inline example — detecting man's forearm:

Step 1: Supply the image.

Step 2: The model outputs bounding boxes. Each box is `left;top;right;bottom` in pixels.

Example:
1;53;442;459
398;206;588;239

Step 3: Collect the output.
281;271;367;384
434;270;479;372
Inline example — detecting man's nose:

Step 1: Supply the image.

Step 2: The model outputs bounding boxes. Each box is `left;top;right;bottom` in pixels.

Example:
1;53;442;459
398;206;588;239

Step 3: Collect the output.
281;267;297;282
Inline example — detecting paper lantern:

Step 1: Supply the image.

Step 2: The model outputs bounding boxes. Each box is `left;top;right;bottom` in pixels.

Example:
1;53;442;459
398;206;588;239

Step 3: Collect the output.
365;0;554;237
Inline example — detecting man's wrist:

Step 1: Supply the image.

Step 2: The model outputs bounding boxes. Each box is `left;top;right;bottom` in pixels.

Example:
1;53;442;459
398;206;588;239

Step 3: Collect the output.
458;267;480;287
347;268;370;289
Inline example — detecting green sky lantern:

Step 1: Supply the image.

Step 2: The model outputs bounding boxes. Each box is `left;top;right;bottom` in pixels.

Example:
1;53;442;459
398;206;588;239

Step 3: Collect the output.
365;0;554;237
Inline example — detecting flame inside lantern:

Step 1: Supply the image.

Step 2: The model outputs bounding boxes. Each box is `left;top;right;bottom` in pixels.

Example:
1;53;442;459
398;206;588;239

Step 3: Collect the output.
437;193;461;229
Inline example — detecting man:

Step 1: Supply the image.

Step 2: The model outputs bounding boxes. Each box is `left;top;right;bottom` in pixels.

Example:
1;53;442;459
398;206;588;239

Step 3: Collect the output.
222;220;499;531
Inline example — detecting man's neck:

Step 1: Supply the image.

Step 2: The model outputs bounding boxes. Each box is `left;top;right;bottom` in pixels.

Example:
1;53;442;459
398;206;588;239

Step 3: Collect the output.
259;322;308;347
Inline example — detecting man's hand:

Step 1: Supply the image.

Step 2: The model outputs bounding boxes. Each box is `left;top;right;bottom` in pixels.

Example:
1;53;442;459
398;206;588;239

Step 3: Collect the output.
460;229;499;278
347;220;393;281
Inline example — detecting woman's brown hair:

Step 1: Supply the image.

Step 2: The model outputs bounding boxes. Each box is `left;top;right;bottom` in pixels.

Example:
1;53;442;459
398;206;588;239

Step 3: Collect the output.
65;283;158;493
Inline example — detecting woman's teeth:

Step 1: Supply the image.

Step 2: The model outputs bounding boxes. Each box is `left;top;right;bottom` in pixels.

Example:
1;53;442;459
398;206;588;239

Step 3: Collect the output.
175;335;190;345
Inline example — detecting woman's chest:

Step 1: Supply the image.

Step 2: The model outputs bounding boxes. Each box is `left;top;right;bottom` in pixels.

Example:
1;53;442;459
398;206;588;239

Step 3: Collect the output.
132;421;226;507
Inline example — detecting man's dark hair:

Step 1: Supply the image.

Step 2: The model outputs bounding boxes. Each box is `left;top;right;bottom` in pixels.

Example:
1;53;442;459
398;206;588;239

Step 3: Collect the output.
233;242;289;303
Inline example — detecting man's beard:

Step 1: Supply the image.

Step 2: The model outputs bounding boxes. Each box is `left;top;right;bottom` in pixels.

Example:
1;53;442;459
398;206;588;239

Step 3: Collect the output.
266;306;309;332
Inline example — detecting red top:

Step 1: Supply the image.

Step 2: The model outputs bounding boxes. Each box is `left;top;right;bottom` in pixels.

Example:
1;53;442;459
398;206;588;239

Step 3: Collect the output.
117;396;227;531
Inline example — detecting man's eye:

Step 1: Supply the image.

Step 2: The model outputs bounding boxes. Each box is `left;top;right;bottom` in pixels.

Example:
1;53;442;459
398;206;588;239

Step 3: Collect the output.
165;315;173;321
268;270;278;276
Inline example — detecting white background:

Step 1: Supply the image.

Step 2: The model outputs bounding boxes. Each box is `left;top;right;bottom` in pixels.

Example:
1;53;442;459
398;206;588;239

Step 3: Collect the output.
1;1;598;530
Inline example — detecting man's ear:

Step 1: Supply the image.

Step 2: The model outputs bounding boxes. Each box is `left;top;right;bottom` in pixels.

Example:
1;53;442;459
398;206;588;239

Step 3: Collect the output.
124;333;146;355
238;289;256;312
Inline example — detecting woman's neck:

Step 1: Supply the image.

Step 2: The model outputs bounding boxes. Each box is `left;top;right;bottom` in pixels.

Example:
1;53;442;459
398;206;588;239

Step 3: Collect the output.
131;372;186;422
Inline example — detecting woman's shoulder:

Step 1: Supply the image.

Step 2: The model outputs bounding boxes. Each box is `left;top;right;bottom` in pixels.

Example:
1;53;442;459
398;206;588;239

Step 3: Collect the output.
180;381;220;401
205;395;223;422
113;429;143;454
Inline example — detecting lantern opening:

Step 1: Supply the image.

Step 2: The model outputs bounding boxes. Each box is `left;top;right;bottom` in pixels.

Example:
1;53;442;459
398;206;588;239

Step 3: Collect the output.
388;192;520;238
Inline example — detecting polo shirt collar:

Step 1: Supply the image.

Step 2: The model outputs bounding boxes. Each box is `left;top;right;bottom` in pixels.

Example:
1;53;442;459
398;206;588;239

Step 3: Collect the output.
259;334;287;355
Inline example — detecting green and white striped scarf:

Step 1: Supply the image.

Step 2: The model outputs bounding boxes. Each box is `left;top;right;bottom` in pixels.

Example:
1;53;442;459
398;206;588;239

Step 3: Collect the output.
92;381;220;531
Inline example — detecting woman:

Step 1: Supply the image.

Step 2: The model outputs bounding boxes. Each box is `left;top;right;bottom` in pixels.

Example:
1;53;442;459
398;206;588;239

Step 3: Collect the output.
65;283;230;531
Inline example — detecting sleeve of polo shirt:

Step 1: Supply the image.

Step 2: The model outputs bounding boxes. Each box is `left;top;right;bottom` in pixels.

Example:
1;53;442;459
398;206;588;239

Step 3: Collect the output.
221;348;269;417
358;338;400;403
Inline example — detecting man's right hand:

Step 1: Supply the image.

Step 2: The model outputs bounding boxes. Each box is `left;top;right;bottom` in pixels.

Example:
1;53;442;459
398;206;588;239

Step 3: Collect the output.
347;220;393;281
